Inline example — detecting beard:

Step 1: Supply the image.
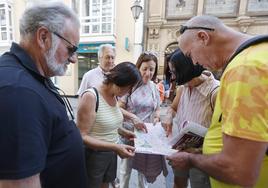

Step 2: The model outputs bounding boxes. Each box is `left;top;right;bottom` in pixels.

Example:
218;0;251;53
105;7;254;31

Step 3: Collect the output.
45;38;69;76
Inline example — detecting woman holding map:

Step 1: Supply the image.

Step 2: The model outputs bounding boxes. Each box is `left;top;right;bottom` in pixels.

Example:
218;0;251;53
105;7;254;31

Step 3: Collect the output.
119;52;166;188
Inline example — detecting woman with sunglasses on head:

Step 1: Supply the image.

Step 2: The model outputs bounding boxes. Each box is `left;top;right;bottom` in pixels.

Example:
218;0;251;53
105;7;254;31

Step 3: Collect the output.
119;52;166;188
163;49;219;188
77;62;142;188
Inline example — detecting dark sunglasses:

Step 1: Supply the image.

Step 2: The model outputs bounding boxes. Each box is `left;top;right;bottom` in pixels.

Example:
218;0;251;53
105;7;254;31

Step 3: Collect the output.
53;31;78;56
179;25;215;34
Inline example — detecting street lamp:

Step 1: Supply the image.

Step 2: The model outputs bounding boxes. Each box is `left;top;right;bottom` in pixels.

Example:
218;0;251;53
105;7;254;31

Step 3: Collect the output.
131;0;143;21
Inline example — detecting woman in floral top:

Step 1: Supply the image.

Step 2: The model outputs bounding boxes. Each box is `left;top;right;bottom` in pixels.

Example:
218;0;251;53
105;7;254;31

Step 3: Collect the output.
119;52;167;188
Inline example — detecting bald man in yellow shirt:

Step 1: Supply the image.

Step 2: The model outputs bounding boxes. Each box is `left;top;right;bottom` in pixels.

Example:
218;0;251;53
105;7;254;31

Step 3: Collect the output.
167;15;268;188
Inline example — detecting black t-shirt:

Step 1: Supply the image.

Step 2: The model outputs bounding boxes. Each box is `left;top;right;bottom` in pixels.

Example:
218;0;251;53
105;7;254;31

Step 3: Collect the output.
0;43;87;188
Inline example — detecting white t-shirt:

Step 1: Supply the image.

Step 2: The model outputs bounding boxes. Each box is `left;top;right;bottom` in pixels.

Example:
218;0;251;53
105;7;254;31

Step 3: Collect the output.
77;66;105;96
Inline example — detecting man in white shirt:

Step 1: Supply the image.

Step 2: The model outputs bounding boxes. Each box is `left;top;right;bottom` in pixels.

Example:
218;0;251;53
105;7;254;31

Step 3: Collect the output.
77;44;116;95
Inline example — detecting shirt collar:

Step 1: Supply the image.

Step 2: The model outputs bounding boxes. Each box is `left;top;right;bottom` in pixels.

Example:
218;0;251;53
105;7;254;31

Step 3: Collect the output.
10;42;46;82
194;73;215;97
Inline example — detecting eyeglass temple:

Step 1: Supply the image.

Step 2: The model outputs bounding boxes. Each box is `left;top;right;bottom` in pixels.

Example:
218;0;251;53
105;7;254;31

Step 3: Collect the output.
53;32;77;51
183;26;215;31
56;87;75;120
46;79;75;120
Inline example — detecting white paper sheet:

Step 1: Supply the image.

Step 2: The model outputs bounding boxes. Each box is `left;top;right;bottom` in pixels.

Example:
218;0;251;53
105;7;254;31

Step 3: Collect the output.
134;122;177;156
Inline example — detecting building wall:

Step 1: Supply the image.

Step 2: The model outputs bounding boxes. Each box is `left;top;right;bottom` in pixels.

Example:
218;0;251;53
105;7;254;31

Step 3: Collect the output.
1;0;268;95
114;0;136;64
145;0;268;75
0;0;140;96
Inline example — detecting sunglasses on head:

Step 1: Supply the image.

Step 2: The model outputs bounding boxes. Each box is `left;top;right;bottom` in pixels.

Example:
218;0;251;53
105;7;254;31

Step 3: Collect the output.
143;51;158;58
53;31;78;56
179;25;215;35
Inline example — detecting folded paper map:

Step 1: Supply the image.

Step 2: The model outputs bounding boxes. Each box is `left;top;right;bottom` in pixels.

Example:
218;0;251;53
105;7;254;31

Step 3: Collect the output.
134;122;177;156
134;121;208;155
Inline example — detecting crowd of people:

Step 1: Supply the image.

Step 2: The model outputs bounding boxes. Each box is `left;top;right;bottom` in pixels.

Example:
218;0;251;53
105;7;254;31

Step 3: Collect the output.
0;2;267;188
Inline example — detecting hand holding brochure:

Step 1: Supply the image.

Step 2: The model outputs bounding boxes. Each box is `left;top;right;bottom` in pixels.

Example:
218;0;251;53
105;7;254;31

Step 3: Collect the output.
169;121;208;151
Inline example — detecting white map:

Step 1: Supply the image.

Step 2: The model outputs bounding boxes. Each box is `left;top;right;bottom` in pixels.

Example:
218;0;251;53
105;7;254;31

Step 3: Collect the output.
134;122;177;156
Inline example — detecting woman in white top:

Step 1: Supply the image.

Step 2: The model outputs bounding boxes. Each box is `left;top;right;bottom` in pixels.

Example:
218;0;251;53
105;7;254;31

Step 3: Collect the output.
77;62;142;188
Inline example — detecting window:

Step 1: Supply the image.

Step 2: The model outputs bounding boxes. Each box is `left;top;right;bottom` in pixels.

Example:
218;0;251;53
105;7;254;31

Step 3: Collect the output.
203;0;239;17
73;0;114;35
247;0;268;16
166;0;197;19
0;2;13;43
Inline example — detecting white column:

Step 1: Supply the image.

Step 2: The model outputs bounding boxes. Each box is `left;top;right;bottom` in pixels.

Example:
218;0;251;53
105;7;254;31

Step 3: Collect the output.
133;0;144;62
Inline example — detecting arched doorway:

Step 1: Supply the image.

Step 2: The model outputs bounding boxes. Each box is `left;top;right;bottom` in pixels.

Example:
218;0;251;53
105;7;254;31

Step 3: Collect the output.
163;42;179;102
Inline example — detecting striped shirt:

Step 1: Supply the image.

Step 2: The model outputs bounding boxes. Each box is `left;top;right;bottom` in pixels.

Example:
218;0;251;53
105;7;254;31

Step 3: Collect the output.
174;73;220;132
87;89;123;143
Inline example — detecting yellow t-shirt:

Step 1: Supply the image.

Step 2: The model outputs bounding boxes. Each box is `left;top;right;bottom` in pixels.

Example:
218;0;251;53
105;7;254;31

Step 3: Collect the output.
203;42;268;188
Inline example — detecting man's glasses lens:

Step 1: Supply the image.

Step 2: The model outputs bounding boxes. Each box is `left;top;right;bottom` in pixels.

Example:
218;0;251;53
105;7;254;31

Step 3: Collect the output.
67;46;78;56
179;25;215;34
179;25;187;34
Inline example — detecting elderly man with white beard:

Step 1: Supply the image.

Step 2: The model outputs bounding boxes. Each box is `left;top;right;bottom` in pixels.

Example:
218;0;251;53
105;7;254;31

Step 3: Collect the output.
0;2;88;188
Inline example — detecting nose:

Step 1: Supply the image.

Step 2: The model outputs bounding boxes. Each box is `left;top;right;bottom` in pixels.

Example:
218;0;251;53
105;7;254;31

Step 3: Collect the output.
144;69;152;77
108;57;114;63
171;73;176;80
68;53;78;64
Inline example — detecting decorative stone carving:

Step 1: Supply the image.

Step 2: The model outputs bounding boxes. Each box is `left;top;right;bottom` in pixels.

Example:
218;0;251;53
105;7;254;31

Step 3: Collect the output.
149;27;160;39
236;16;254;33
147;43;160;53
166;28;180;40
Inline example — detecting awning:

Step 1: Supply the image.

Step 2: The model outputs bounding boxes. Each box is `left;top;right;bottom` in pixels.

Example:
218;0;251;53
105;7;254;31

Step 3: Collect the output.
77;42;115;53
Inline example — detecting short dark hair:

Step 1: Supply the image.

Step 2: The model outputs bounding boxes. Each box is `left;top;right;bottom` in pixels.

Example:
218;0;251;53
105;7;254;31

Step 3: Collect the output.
104;62;141;88
136;52;158;81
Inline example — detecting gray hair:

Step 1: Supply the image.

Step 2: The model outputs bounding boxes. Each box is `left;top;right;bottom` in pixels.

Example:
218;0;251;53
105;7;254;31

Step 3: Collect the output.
20;1;80;39
98;44;116;58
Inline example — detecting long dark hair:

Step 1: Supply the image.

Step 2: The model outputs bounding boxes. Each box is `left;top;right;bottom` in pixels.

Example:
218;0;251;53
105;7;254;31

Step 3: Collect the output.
103;62;142;89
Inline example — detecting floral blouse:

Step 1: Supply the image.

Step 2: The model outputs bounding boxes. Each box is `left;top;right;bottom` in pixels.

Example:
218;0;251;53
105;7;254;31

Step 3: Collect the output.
120;81;160;131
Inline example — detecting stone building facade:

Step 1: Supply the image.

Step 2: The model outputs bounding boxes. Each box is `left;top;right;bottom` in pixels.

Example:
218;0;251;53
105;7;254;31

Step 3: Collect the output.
144;0;268;75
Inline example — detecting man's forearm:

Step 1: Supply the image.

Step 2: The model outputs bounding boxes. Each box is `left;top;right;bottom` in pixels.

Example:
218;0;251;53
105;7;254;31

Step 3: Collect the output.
189;153;254;187
0;174;41;188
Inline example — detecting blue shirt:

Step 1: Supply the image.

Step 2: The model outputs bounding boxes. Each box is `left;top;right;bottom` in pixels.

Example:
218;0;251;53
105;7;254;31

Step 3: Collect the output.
0;43;87;188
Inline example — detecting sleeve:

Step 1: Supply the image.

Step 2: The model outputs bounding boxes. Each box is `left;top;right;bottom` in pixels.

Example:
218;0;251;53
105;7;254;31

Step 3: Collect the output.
77;72;89;96
152;82;161;108
0;86;51;179
221;65;268;142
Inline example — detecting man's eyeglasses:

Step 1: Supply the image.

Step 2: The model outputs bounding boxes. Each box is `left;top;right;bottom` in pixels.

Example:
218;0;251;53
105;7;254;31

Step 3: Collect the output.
53;31;78;57
179;25;215;35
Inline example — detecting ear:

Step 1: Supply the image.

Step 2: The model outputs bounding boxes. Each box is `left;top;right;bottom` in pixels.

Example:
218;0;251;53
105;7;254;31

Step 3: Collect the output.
197;31;210;46
36;26;51;51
